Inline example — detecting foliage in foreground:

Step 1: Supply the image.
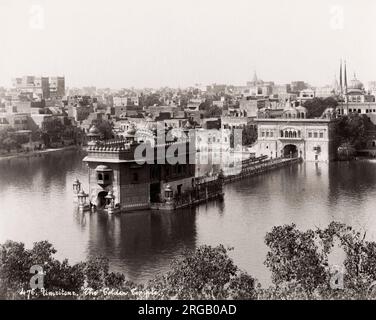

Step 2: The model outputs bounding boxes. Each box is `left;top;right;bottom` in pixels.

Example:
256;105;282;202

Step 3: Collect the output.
2;222;376;300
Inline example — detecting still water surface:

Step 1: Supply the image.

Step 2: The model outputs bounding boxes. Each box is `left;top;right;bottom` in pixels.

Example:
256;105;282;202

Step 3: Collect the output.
1;149;376;285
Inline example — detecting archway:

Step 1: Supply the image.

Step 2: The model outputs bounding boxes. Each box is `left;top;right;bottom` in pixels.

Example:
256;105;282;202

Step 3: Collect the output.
283;144;298;158
97;191;108;208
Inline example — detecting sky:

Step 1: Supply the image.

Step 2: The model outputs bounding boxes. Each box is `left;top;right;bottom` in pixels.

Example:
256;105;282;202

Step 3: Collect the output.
0;0;375;89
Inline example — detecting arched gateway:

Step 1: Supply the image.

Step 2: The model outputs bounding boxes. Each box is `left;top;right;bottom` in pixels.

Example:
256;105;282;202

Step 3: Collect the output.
283;144;298;158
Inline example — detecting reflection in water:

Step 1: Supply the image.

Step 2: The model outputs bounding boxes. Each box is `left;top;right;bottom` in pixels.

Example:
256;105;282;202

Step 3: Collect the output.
1;150;376;285
84;209;197;282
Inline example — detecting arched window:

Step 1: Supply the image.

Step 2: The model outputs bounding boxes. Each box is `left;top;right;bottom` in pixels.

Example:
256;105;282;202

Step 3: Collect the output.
293;131;297;138
280;130;284;137
298;130;301;138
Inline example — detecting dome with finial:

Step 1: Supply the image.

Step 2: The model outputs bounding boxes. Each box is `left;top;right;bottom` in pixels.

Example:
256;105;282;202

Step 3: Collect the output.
348;73;364;90
88;125;100;136
126;124;136;136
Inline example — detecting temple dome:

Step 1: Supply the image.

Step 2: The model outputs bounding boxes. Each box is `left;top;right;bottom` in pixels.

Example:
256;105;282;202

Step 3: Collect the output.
88;125;100;135
348;74;363;90
295;105;307;113
126;125;136;136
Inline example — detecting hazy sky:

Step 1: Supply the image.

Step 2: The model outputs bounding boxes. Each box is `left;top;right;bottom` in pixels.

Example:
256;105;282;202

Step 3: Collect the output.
0;0;375;88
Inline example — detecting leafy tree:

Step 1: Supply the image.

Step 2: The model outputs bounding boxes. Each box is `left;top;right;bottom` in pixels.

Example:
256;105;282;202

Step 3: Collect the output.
2;137;17;152
242;125;258;146
0;241;32;298
229;125;258;148
264;224;328;293
141;93;161;107
146;245;257;299
304;97;338;118
84;256;110;290
204;105;222;118
334;113;375;149
316;222;376;297
96;120;114;140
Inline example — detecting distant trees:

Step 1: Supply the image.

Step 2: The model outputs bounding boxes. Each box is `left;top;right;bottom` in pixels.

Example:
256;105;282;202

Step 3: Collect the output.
203;105;222;118
0;128;29;153
304;97;338;118
334;113;375;150
140;94;161;107
229;125;258;148
96;120;114;140
42;118;65;146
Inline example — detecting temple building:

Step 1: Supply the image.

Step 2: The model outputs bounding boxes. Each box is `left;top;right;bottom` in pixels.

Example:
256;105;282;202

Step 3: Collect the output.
336;62;376;121
253;101;338;161
83;125;196;212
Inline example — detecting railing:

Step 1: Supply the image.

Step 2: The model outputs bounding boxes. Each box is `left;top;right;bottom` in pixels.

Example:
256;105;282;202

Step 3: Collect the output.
224;157;301;183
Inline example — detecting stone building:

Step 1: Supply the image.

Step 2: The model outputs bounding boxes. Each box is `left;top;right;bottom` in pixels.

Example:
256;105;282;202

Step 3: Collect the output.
254;117;337;161
83;126;196;211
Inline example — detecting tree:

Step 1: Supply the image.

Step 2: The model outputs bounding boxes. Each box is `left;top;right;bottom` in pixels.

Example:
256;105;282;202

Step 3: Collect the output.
0;128;17;152
146;245;258;299
316;222;376;297
334;113;374;149
229;125;258;148
204;105;222;118
304;97;338;118
96;120;114;140
242;125;258;146
2;137;17;153
264;224;328;294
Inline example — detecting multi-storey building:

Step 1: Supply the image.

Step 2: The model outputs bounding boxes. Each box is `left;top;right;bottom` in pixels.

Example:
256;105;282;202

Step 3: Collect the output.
254;105;338;161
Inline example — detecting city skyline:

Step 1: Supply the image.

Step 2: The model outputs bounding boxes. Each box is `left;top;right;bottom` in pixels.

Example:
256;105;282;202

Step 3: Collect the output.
0;0;375;88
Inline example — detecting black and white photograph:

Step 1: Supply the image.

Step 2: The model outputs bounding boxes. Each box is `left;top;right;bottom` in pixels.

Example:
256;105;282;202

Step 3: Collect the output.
1;0;376;309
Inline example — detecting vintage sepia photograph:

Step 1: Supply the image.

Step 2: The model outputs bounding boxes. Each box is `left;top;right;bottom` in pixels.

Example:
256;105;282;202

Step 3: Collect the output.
1;0;376;308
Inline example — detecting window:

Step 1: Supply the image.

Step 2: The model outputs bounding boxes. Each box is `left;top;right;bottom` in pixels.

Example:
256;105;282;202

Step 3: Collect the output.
319;132;323;139
266;131;269;137
314;132;318;138
308;132;312;138
270;132;274;138
261;131;265;137
97;173;103;180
